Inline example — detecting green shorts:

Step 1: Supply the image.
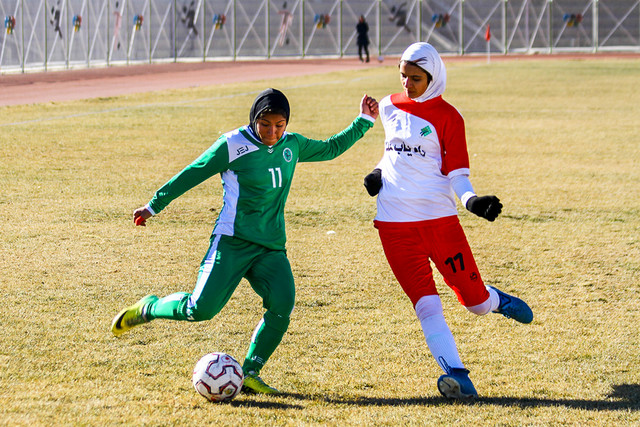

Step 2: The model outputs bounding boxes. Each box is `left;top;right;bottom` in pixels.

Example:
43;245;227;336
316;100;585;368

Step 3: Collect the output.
185;234;296;322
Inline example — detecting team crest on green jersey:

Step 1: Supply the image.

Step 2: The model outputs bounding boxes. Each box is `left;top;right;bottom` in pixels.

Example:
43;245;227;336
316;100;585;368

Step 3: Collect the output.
420;126;432;137
283;147;293;162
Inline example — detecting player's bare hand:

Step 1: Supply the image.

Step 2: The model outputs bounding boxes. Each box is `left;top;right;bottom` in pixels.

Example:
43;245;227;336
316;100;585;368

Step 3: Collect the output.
360;94;379;120
133;206;153;226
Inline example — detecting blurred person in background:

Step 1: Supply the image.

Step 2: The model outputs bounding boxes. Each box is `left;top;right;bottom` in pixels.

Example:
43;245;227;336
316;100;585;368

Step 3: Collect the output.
356;15;370;63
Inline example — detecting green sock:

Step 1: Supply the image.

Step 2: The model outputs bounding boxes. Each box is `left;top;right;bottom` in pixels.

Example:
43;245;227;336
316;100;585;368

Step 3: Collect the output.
243;311;290;374
147;292;191;321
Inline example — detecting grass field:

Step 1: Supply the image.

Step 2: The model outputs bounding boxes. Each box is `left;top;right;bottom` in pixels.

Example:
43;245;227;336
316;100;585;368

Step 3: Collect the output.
1;57;639;425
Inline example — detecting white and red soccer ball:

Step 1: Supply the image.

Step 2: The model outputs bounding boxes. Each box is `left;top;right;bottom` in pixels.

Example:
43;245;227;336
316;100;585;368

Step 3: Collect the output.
192;352;244;402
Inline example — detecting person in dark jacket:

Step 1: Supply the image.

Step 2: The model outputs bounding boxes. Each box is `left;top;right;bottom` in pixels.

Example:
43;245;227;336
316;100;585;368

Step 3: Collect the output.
356;15;370;63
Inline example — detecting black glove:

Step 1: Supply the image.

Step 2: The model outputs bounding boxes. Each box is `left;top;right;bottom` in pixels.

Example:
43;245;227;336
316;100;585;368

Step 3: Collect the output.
363;168;382;196
466;195;502;222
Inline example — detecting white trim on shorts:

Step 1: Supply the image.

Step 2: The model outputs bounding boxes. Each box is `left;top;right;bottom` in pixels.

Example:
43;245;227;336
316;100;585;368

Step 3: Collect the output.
188;234;222;310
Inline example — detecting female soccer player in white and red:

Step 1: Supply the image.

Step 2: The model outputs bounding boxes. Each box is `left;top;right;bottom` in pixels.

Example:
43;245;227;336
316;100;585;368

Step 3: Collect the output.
364;42;533;401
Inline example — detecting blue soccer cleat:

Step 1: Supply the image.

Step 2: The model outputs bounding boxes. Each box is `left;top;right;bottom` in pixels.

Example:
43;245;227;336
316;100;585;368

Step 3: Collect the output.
437;368;478;401
488;286;533;324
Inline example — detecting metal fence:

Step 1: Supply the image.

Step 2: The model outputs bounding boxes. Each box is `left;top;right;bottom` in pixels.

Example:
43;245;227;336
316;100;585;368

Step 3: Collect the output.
1;0;639;73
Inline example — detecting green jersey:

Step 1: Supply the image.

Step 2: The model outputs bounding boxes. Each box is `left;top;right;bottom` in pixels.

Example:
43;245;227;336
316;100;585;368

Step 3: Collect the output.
148;115;374;250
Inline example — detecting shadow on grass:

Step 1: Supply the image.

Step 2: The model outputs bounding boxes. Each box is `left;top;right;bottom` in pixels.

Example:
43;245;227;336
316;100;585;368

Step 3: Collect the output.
276;384;640;411
479;383;640;411
230;399;305;410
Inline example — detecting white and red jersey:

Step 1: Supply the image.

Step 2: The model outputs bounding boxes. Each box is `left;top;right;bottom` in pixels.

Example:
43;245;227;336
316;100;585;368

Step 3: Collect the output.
375;92;470;222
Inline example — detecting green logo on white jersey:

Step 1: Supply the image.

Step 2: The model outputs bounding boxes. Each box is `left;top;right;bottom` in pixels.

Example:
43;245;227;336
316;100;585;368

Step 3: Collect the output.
420;126;432;137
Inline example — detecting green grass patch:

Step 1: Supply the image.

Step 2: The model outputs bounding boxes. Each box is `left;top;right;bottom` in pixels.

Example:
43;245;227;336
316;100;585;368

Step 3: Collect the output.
1;58;639;425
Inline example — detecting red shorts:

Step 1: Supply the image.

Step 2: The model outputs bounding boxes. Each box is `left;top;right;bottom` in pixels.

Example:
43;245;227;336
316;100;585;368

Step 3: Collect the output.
375;216;489;307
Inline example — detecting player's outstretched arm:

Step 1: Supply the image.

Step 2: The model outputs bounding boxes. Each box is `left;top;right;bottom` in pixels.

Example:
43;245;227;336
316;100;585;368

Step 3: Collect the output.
297;96;376;163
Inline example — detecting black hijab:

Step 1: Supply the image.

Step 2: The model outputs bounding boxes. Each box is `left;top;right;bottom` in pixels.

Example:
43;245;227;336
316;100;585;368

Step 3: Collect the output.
249;88;290;138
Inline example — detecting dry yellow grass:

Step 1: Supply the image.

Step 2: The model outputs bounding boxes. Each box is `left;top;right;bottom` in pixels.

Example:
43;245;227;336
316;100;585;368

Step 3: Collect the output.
1;58;639;425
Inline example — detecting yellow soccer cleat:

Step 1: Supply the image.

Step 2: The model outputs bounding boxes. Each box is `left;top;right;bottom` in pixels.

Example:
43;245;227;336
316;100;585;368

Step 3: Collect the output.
242;371;281;395
111;294;158;337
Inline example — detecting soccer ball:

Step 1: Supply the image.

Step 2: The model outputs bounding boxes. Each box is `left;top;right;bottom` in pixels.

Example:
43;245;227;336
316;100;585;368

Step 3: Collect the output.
192;352;244;402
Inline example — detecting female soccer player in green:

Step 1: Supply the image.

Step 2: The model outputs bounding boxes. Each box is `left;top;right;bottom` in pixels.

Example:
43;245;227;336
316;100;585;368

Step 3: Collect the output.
111;88;379;394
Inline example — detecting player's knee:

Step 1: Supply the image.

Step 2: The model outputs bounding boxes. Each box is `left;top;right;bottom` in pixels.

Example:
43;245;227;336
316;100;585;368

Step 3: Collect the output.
415;294;444;321
264;309;291;333
185;299;222;322
266;289;295;322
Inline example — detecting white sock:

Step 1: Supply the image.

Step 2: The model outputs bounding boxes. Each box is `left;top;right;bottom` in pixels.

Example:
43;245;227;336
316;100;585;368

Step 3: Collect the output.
415;295;464;373
466;286;501;315
485;286;501;312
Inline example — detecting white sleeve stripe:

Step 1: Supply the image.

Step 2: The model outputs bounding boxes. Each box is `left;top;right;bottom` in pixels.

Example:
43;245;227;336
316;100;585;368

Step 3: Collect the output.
358;113;376;123
460;191;476;208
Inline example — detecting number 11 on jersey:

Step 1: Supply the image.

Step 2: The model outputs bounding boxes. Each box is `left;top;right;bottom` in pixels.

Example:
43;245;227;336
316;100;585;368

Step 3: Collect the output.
269;167;282;188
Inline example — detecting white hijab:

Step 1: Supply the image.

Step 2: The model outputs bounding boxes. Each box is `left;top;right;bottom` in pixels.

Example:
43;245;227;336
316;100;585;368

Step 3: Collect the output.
400;42;447;102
